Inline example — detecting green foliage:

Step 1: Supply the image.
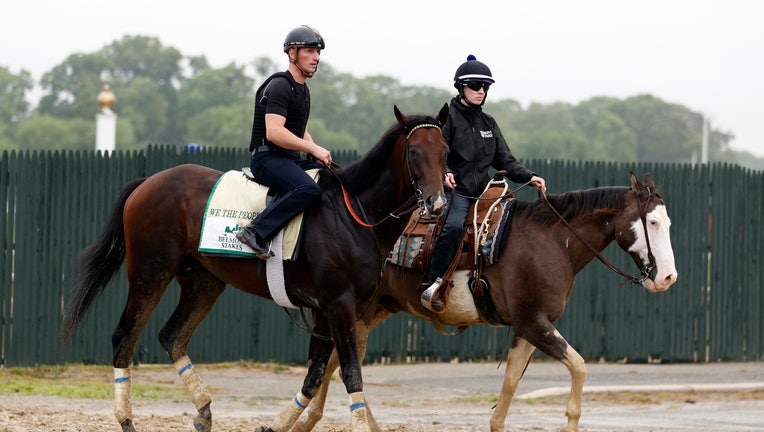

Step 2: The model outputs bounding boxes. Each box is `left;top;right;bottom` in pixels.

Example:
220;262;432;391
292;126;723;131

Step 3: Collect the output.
176;64;254;141
0;34;761;170
186;104;251;149
307;116;357;150
610;94;700;162
101;35;183;79
310;66;452;152
0;122;18;151
0;66;33;123
496;98;639;161
37;52;109;119
117;76;169;145
115;116;139;150
13;115;94;151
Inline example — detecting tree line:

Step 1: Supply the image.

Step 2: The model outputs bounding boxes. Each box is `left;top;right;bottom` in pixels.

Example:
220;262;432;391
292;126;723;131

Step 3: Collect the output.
1;35;761;170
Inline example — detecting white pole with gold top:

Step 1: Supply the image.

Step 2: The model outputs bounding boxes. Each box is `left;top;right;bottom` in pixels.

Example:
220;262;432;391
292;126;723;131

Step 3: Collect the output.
96;84;117;153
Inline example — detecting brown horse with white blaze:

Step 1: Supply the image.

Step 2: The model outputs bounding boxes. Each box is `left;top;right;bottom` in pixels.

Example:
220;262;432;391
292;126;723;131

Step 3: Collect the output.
60;105;450;432
290;172;678;432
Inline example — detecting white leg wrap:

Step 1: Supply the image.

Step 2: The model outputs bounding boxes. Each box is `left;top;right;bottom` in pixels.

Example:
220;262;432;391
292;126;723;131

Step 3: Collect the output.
349;391;370;431
271;391;311;431
173;355;212;410
114;368;132;424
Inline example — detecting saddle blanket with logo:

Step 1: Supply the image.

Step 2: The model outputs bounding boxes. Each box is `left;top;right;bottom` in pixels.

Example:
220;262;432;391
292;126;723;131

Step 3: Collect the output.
198;169;320;260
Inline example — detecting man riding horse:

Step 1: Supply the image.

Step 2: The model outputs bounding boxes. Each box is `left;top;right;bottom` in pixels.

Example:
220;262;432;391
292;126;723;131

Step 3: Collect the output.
236;25;332;259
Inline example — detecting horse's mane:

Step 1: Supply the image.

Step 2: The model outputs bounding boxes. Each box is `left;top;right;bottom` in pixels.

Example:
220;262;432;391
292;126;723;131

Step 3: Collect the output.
320;113;438;193
514;186;631;225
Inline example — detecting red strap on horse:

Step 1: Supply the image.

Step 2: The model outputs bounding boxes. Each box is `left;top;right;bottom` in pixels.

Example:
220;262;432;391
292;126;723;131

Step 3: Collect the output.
342;185;375;228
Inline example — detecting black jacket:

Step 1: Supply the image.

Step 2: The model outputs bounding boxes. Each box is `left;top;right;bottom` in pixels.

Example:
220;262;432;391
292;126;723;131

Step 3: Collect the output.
443;96;535;197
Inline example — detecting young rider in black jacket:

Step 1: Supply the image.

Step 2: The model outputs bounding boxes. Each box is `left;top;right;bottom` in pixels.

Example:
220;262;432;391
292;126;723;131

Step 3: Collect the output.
422;55;547;313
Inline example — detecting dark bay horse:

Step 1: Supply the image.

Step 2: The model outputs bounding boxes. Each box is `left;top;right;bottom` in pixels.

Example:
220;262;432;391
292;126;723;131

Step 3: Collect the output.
60;105;450;432
289;172;678;432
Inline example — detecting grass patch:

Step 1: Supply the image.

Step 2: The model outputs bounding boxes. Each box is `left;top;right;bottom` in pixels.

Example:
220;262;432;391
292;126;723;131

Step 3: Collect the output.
452;394;499;404
0;361;302;402
0;364;185;401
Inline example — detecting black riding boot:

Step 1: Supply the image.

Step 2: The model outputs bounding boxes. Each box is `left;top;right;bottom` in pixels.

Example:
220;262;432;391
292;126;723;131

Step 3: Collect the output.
235;222;273;260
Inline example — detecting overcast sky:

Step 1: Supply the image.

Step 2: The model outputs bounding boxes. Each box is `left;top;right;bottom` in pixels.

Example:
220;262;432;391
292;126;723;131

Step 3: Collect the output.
2;0;763;157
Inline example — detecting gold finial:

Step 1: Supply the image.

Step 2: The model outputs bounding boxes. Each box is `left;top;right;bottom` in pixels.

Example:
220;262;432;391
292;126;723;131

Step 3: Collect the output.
97;84;115;110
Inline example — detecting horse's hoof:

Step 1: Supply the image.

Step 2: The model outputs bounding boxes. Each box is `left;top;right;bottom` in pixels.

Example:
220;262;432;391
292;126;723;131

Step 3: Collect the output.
193;402;212;432
120;419;136;432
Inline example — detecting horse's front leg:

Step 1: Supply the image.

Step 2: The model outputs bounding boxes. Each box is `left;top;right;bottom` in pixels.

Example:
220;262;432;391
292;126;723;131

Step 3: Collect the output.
489;336;536;432
294;315;382;432
558;343;586;432
290;348;335;432
518;323;587;432
260;328;333;432
327;304;372;432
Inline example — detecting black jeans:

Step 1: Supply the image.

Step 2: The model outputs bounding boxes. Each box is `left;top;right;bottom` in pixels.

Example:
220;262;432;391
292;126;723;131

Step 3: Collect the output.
250;151;321;241
427;193;472;281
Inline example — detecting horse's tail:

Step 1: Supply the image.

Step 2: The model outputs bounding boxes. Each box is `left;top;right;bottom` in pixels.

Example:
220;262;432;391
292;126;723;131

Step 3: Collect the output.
59;177;147;345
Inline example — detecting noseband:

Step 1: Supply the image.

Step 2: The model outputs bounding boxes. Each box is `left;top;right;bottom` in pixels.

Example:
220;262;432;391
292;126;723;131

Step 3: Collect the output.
635;187;659;282
543;187;658;286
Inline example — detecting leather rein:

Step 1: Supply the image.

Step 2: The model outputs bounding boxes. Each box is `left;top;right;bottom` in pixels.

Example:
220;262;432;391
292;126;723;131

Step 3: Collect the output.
542;188;658;286
340;122;442;228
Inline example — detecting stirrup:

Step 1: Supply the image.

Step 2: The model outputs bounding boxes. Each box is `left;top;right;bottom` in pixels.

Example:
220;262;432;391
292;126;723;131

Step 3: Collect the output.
236;228;273;260
420;277;446;313
251;242;274;261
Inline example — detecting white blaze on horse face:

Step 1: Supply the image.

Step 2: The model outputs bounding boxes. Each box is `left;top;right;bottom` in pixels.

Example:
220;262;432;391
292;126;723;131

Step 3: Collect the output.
628;204;678;292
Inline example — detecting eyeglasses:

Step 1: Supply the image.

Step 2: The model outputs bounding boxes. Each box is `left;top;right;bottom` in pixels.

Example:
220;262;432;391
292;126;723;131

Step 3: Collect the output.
464;81;491;92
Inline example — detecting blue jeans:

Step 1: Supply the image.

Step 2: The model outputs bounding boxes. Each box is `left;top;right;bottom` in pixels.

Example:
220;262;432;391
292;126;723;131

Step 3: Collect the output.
250;151;321;241
427;193;473;281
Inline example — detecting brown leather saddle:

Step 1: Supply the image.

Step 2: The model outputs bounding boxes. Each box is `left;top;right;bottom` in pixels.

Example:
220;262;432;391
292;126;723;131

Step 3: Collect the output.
388;172;515;277
388;172;515;318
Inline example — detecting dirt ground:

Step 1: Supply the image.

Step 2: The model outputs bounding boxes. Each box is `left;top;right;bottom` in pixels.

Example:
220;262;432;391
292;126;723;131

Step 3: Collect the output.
1;361;763;432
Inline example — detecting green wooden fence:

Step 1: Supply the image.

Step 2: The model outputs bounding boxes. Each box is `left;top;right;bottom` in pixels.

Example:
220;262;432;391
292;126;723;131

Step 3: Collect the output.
1;147;762;367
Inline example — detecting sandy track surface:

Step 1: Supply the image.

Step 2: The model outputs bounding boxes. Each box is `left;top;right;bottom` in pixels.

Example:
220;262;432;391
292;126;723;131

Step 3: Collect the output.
1;361;763;431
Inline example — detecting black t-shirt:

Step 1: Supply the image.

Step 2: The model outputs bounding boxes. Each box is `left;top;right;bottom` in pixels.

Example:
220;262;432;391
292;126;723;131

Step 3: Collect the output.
248;72;311;155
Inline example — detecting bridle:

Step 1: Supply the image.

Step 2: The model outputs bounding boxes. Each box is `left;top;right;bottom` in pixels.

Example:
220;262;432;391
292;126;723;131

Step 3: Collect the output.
340;121;443;228
542;187;658;286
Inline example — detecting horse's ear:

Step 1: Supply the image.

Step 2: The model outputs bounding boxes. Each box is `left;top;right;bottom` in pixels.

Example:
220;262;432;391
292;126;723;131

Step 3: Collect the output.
437;103;449;126
394;105;408;125
629;171;642;193
643;173;655;189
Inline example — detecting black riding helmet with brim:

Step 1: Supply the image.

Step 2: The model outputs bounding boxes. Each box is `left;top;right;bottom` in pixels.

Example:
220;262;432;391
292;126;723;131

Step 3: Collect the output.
283;25;325;52
454;55;494;106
